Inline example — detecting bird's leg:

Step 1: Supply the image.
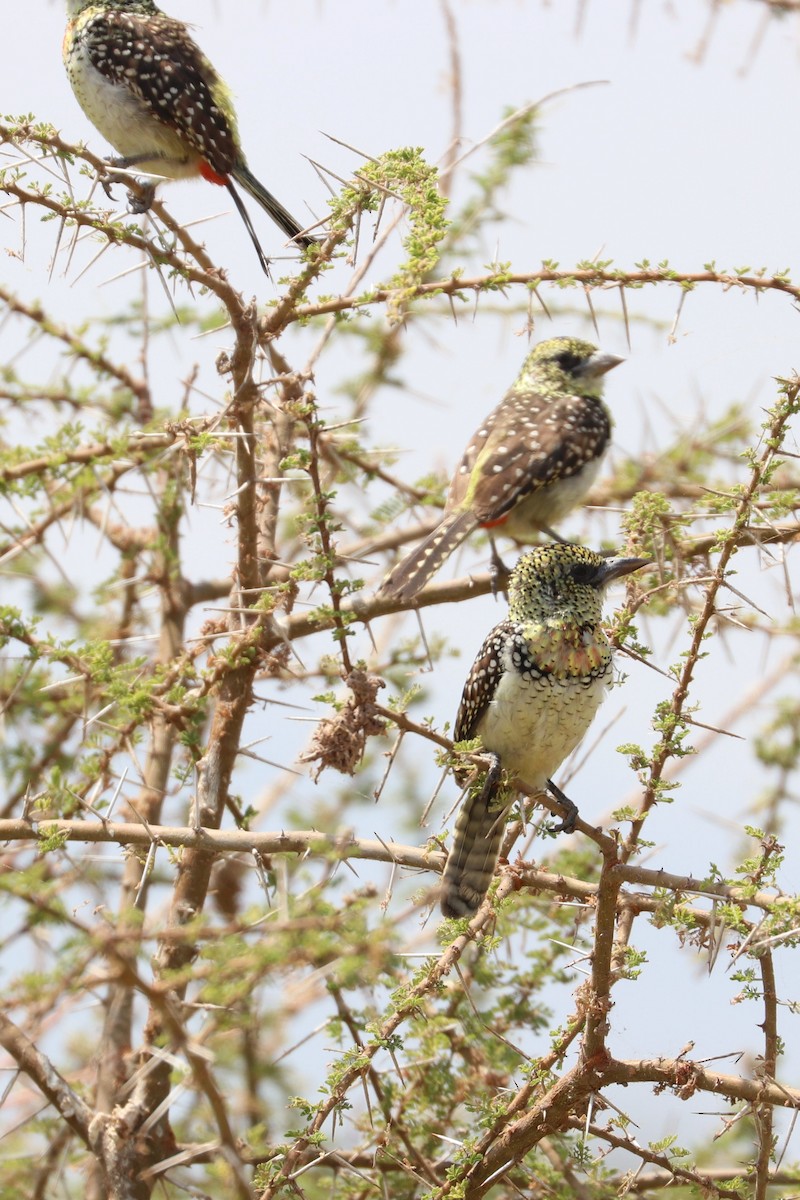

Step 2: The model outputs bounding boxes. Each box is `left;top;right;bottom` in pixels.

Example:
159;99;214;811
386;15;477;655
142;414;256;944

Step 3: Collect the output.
101;155;161;212
125;181;157;215
488;536;511;599
102;175;156;215
479;751;503;806
544;778;579;834
538;523;573;545
107;151;190;172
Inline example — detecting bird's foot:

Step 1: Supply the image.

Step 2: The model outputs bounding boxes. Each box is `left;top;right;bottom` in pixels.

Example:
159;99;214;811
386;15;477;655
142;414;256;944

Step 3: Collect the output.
544;778;579;834
480;752;503;804
488;540;511;599
539;524;573;545
102;157;158;213
126;183;156;215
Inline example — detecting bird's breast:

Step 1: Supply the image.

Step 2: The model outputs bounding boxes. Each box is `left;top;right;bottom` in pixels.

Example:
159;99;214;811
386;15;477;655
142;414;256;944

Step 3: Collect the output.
64;30;199;177
475;630;611;787
500;457;604;536
516;620;610;678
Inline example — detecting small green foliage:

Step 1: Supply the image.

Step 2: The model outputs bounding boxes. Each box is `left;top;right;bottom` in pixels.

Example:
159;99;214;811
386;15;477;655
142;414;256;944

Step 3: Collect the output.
754;699;800;771
620;944;647;979
358;148;449;321
620;489;674;557
36;827;69;853
617;741;652;774
4;89;800;1200
651;701;695;760
287;1095;321;1122
732;827;784;892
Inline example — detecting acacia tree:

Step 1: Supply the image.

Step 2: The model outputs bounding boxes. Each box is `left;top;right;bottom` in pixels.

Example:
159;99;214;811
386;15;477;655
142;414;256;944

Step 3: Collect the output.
1;7;800;1199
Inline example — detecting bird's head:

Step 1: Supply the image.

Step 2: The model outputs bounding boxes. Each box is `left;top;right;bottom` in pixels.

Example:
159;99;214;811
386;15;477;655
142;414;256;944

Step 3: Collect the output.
508;543;649;625
66;0;156;15
519;336;624;399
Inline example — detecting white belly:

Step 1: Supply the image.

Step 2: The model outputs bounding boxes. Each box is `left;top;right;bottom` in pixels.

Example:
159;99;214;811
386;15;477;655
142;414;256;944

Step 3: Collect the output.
477;653;610;788
67;44;197;179
502;456;603;540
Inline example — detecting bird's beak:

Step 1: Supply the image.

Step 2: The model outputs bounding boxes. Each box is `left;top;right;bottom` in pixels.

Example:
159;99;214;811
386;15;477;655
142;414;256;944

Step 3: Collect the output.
596;556;652;587
576;352;624;380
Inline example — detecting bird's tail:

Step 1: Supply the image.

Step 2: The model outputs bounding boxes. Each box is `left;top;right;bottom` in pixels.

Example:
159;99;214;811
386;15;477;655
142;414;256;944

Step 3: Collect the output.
379;510;478;602
232;161;315;248
440;769;510;918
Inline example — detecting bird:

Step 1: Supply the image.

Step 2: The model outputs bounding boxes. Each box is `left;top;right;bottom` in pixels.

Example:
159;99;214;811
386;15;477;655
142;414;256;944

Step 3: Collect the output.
62;0;315;274
440;543;648;919
380;337;623;602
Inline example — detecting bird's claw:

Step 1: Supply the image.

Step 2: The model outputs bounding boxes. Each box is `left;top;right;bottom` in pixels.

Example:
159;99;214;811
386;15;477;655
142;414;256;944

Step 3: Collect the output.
126;188;154;215
478;752;503;804
102;158;156;213
545;778;579;834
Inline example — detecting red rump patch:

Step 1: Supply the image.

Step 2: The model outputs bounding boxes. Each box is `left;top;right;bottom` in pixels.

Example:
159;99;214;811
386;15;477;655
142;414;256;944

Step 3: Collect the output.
198;161;227;187
479;515;510;530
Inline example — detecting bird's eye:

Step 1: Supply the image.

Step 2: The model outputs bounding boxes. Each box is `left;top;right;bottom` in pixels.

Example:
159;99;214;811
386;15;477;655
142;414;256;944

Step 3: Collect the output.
554;351;582;373
569;561;597;585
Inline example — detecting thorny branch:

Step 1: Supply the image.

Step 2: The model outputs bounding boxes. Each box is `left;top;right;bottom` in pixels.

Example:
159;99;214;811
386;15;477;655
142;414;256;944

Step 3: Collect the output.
0;90;799;1200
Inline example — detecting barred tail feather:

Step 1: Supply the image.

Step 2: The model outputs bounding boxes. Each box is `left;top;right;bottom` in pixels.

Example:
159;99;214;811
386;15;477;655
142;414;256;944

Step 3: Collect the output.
380;510;478;602
440;776;511;918
232;162;315;248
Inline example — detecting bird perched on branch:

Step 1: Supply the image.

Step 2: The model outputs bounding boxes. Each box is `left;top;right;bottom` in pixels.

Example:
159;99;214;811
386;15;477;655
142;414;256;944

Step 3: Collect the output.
63;0;314;273
380;337;622;601
440;543;648;919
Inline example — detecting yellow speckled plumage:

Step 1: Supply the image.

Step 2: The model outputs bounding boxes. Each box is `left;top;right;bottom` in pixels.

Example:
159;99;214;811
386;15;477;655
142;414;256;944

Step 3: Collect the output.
381;338;623;602
63;0;313;271
440;543;648;919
